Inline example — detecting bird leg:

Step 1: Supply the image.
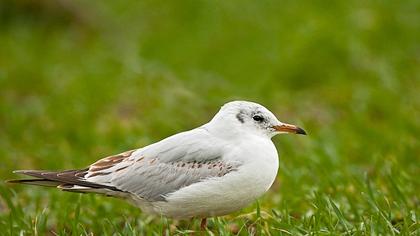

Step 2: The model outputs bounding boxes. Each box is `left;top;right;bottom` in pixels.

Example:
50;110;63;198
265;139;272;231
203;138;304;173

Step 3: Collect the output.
200;218;207;231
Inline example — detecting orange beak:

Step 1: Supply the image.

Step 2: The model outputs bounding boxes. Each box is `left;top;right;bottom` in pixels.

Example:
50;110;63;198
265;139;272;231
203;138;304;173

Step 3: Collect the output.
272;123;307;135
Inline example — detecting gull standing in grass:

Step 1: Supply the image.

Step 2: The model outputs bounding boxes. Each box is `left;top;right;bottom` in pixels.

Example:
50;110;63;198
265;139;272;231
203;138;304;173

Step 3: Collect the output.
8;101;306;230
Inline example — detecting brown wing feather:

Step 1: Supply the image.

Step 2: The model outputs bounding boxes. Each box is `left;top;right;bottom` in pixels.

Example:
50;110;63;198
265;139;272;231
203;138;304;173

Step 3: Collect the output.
88;149;135;173
86;149;135;177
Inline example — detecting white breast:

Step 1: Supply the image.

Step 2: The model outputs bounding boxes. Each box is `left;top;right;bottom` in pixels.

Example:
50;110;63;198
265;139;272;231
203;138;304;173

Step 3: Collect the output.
151;136;279;219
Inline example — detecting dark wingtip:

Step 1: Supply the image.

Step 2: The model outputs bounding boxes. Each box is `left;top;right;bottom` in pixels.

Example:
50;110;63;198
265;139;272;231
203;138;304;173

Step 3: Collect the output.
7;170;38;184
296;127;307;135
6;179;27;184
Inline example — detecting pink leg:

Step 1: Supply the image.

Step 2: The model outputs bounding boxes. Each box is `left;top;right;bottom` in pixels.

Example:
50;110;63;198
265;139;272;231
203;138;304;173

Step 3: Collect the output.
200;218;207;231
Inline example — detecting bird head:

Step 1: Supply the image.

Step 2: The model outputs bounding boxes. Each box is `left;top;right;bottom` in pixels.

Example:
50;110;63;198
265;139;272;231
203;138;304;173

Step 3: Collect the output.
207;101;306;138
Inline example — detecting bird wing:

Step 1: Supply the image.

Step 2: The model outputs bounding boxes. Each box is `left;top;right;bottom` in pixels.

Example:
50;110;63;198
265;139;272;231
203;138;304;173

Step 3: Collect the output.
84;127;241;201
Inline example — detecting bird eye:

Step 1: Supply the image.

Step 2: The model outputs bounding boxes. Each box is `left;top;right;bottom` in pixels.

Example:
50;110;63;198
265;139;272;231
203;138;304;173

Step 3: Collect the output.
252;115;264;122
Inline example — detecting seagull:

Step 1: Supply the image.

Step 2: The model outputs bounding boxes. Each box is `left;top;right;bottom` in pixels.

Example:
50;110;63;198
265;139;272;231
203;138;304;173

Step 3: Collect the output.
8;101;306;230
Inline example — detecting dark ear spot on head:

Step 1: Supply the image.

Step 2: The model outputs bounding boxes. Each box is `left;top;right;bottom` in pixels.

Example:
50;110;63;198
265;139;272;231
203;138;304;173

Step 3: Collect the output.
236;111;245;123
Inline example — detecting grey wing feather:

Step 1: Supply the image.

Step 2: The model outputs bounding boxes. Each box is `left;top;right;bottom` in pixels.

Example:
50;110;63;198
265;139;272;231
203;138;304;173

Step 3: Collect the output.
111;157;235;201
86;128;241;201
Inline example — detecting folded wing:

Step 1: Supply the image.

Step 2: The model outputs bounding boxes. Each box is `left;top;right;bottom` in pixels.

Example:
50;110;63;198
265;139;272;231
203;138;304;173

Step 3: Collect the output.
9;128;241;201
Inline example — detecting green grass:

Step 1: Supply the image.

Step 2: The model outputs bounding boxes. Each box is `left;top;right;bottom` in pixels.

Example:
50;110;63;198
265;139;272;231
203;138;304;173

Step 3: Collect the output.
0;0;419;235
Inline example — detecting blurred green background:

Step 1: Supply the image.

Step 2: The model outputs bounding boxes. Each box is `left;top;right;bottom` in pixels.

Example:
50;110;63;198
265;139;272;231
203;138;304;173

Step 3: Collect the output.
0;0;419;235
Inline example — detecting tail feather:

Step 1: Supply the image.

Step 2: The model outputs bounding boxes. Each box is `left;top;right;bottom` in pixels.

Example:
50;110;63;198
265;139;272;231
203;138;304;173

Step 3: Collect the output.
6;178;61;187
7;169;123;194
